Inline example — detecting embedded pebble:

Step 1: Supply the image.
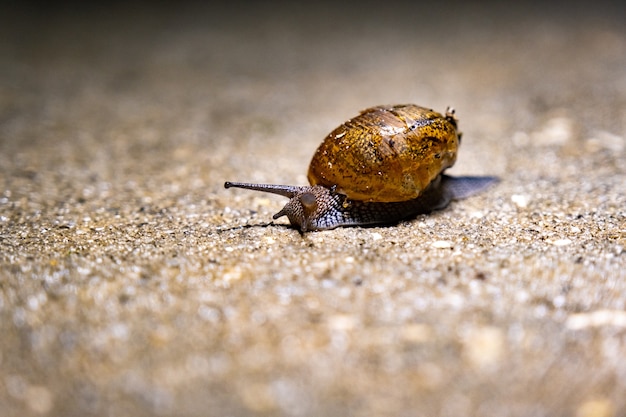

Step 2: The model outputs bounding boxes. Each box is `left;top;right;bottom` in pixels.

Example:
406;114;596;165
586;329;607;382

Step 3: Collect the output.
585;131;624;153
328;314;357;331
431;240;453;249
550;238;572;246
511;194;530;208
222;267;243;282
532;117;574;146
566;310;626;329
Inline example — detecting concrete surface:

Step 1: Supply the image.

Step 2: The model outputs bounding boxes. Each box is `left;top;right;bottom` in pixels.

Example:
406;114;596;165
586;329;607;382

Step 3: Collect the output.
1;2;625;416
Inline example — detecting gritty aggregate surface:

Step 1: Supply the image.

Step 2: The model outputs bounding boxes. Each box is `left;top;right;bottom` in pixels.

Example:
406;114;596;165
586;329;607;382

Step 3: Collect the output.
0;2;625;416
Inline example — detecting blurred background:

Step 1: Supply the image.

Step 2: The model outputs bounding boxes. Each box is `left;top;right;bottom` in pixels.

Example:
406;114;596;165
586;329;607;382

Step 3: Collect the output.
1;1;624;416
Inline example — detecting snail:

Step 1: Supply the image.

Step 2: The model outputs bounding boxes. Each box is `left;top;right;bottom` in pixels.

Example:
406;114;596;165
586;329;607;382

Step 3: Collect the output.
225;104;497;232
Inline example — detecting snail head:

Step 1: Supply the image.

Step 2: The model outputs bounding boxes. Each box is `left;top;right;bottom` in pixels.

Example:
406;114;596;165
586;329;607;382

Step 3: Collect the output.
224;182;333;232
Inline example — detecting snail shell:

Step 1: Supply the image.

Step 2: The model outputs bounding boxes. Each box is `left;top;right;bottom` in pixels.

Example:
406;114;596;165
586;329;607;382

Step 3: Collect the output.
224;104;497;232
308;105;459;202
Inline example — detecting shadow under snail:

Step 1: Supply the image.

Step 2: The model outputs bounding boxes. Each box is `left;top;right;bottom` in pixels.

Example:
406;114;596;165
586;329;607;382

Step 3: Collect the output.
225;104;498;232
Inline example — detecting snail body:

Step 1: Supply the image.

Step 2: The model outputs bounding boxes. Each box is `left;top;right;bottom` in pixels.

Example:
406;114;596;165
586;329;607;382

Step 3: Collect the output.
225;104;497;232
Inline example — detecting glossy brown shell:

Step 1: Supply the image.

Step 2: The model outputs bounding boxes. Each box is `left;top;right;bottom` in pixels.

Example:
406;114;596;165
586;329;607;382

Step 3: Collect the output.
307;104;460;202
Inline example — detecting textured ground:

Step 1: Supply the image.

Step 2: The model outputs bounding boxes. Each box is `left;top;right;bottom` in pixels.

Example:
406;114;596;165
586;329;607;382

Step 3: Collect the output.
1;2;625;416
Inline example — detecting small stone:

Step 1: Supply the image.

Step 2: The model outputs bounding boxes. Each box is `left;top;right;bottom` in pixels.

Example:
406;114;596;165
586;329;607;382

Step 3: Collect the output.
552;295;566;308
432;240;453;249
532;117;573;146
585;131;624;153
550;238;572;246
328;314;357;331
222;267;243;282
566;310;626;329
511;194;530;208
